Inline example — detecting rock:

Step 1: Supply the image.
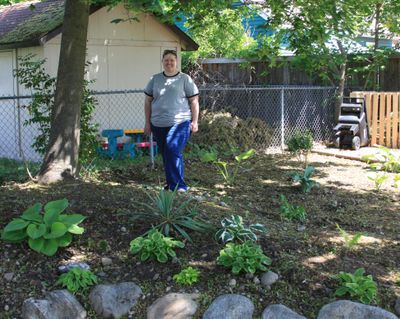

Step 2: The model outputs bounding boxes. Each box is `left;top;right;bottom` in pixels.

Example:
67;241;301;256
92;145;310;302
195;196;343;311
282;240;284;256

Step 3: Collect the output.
22;290;86;319
297;225;306;232
120;226;127;232
317;300;399;319
219;201;228;207
89;282;142;319
147;293;199;319
4;305;9;311
153;273;160;281
201;253;208;258
229;279;237;287
395;299;400;316
261;271;279;288
202;294;254;319
101;257;113;267
58;262;90;273
245;273;254;280
4;272;14;281
253;277;260;285
262;304;307;319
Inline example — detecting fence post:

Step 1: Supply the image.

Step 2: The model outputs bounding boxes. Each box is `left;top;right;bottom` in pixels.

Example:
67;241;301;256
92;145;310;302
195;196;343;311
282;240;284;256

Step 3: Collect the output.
281;87;285;150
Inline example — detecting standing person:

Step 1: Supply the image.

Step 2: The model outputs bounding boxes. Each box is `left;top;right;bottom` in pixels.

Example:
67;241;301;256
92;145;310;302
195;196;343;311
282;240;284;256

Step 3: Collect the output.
143;49;199;192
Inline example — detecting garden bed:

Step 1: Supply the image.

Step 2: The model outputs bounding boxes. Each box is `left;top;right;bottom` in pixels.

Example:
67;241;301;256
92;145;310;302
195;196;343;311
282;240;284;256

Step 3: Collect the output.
0;151;399;318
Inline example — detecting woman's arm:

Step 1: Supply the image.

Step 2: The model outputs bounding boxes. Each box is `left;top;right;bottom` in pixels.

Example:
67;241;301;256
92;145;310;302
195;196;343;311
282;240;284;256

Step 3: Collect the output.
144;95;153;135
189;95;199;133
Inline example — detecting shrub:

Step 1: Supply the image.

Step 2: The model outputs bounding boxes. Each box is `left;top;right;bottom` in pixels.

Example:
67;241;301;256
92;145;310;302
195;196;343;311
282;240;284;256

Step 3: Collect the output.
129;229;185;263
217;241;272;274
56;268;98;294
335;268;377;304
1;199;85;256
279;194;307;221
287;130;313;165
215;215;267;243
290;165;318;193
132;188;212;242
173;266;200;285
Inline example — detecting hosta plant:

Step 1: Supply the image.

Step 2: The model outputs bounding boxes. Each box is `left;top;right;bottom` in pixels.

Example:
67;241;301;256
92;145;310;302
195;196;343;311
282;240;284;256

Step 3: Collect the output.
335;268;377;304
173;266;200;285
290;165;318;193
129;228;185;263
215;214;267;243
217;241;272;274
56;268;98;294
279;194;307;221
132;188;212;242
1;199;85;256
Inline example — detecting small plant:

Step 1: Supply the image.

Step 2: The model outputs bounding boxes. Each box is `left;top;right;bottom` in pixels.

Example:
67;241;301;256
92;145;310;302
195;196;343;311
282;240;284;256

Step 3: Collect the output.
335;268;377;304
56;268;98;294
201;149;255;185
215;215;267;243
394;174;400;189
1;199;85;256
367;173;388;191
362;146;400;173
290;165;318;193
217;241;272;274
279;194;307;221
132;188;212;242
173;266;200;285
129;228;185;263
287;130;313;165
336;224;363;250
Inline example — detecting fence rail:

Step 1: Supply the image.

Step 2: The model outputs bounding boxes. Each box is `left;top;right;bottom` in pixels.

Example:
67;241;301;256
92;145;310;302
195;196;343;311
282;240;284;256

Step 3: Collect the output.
0;86;337;161
350;91;400;148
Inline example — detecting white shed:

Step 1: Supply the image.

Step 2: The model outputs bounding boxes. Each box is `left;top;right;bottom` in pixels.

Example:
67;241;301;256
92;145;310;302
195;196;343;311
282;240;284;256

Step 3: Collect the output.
0;0;197;160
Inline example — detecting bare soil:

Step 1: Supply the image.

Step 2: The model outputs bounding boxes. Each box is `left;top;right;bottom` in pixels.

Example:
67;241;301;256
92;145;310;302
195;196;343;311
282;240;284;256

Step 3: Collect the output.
1;151;399;318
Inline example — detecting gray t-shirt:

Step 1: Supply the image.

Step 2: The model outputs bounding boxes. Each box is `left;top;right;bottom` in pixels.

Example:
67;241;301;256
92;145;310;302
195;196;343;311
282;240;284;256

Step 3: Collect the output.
144;72;199;127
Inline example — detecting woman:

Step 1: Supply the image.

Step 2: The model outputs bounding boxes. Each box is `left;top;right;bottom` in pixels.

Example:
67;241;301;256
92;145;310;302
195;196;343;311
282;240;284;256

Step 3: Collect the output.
143;50;199;192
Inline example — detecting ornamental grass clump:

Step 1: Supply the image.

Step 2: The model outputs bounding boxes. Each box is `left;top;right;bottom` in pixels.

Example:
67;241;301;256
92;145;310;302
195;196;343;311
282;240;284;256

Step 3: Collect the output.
1;199;85;256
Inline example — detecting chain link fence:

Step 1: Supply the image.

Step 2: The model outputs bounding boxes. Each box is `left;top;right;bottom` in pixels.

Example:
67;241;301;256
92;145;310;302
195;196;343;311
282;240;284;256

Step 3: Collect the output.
0;86;337;162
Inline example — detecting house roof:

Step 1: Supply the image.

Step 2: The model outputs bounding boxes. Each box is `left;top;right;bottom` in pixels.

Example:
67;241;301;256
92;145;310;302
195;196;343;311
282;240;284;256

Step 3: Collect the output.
0;0;198;50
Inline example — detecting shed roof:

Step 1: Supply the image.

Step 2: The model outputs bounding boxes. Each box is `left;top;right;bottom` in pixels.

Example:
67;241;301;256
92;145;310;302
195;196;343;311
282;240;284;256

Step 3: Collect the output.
0;0;198;50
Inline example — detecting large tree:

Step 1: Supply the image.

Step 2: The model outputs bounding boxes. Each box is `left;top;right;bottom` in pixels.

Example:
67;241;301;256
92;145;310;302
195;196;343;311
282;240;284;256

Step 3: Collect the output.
37;0;235;184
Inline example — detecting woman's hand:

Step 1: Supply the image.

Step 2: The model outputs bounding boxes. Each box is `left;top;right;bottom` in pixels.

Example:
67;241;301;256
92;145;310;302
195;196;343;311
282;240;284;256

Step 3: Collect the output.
144;123;152;135
190;121;198;133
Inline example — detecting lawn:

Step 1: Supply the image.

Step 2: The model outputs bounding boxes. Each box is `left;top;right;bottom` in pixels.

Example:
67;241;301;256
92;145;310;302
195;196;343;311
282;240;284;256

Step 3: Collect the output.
0;150;399;318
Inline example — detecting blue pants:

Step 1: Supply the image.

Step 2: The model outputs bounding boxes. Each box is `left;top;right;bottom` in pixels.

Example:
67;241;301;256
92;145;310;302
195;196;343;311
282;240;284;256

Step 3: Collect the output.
151;120;191;190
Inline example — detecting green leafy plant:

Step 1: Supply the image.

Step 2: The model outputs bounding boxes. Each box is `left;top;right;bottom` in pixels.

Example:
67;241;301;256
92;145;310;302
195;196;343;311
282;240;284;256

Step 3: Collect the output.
215;215;267;243
279;194;307;221
217;241;272;274
132;189;212;242
129;228;185;263
394;174;400;189
56;268;98;294
335;268;377;304
290;165;318;193
362;147;400;173
201;149;255;184
14;54;99;163
367;173;388;191
287;130;313;165
336;224;363;250
1;199;85;256
173;266;200;285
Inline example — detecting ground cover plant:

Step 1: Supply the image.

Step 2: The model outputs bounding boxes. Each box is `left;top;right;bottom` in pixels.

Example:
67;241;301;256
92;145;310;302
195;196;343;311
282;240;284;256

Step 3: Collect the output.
56;268;98;294
0;151;399;318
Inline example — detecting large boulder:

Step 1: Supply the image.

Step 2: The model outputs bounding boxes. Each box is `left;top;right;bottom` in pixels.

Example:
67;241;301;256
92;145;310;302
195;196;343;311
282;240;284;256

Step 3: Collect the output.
147;293;199;319
89;282;142;319
22;290;86;319
317;300;399;319
262;304;307;319
202;294;254;319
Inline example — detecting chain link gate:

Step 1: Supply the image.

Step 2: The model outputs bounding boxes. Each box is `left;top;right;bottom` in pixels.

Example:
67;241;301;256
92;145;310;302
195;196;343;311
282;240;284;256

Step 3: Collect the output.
0;86;336;161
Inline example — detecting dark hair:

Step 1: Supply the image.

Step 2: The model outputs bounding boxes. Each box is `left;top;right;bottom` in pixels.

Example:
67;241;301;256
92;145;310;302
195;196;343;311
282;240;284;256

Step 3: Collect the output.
162;49;177;59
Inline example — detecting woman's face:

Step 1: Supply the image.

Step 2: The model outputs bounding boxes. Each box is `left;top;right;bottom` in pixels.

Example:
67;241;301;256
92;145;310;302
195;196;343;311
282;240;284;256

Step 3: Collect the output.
162;53;177;73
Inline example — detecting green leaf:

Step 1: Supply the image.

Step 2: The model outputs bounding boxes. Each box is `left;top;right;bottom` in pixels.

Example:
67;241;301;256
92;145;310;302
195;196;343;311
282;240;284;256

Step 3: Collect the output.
3;219;30;232
57;232;73;247
58;214;86;226
1;229;27;242
21;203;42;222
43;199;68;225
28;237;44;253
41;239;59;256
67;224;85;235
45;222;67;239
235;149;255;162
26;223;46;239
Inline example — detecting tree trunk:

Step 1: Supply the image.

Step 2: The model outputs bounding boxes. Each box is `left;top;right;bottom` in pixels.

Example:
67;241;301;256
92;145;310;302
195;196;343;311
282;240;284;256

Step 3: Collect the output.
335;40;347;121
38;0;90;184
373;2;382;90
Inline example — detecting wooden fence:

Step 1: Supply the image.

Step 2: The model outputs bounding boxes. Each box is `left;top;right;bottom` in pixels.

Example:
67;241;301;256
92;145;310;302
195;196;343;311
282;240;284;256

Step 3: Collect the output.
350;91;400;148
